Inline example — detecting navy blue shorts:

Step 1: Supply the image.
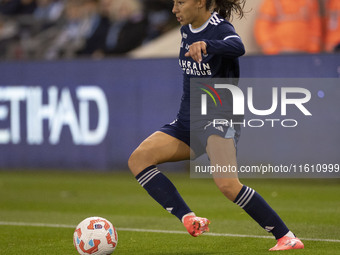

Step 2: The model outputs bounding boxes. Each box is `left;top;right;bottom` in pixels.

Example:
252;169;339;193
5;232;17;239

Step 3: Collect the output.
159;119;241;158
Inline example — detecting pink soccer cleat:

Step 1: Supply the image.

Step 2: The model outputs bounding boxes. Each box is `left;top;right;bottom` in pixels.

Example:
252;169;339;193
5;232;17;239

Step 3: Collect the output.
183;215;210;237
269;236;304;251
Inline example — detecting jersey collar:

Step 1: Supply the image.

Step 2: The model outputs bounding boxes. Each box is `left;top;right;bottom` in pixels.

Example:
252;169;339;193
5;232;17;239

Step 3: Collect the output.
189;12;216;33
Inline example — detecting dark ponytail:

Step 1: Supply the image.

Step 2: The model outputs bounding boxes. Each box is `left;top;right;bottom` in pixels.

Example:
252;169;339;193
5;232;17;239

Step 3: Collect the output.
206;0;246;20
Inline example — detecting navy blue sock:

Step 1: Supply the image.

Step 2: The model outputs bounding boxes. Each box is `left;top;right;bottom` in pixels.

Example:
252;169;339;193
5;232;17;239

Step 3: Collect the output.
234;185;289;239
136;165;192;221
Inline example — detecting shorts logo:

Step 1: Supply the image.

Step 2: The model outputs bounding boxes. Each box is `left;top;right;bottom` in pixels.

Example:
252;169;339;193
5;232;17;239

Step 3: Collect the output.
204;120;229;131
214;126;224;132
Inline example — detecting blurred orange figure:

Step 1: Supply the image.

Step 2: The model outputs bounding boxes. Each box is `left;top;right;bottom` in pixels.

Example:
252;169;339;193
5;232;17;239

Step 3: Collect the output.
254;0;322;54
324;0;340;52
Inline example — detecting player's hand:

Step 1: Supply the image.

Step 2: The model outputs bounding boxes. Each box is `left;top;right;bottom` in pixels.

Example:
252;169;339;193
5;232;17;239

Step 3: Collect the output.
185;41;207;64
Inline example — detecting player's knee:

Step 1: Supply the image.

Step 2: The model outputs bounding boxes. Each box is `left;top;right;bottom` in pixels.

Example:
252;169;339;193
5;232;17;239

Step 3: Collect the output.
128;147;156;176
128;149;143;174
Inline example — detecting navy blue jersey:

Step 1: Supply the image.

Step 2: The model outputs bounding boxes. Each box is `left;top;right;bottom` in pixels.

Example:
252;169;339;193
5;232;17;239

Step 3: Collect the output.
176;12;245;124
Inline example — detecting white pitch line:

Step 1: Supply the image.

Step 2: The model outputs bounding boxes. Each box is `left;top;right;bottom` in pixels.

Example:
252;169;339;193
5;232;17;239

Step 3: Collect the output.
0;221;75;229
0;221;339;243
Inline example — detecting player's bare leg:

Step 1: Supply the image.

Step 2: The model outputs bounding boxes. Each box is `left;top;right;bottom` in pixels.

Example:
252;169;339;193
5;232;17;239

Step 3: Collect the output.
206;135;243;201
128;131;192;176
206;135;304;250
128;131;210;236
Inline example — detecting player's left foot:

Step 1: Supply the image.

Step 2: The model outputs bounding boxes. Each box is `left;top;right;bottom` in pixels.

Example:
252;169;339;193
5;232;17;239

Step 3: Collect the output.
183;215;210;237
269;236;304;251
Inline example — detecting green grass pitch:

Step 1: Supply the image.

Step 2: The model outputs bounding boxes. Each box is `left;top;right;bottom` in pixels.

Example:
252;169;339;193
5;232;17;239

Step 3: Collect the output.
0;170;339;254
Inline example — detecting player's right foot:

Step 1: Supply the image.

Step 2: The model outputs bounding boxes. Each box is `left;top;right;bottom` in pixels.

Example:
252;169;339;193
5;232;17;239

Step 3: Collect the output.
269;236;304;251
183;215;210;237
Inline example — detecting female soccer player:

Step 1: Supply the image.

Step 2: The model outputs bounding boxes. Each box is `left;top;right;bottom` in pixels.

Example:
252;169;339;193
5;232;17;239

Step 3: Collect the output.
128;0;304;251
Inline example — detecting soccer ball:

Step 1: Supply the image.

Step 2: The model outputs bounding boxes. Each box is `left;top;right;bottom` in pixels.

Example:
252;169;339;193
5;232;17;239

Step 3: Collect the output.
73;216;118;255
